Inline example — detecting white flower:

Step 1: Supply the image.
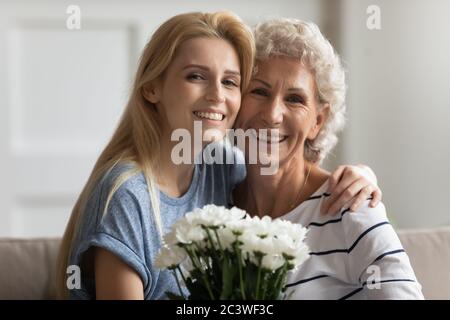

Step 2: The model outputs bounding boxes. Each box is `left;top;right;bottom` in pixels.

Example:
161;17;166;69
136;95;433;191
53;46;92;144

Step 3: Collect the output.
154;245;187;269
290;244;310;270
243;215;274;238
214;227;237;251
154;204;311;299
241;233;273;255
272;219;308;244
261;253;285;270
185;205;246;229
164;219;206;245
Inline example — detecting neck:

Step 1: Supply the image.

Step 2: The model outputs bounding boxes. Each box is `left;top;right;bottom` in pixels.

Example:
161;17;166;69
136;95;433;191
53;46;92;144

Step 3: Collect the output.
156;132;197;198
236;156;314;219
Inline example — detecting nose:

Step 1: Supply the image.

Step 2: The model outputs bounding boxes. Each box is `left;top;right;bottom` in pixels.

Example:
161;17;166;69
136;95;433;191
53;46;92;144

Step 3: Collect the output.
205;81;225;103
260;97;283;126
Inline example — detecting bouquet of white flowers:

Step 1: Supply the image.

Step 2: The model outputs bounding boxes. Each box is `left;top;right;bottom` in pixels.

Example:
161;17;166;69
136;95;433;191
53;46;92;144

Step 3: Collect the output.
155;204;310;300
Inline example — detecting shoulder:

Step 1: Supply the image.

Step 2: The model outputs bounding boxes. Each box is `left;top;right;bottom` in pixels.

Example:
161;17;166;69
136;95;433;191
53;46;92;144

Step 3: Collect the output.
97;162;149;208
338;201;405;272
100;162;146;192
83;162;151;234
338;200;396;252
340;201;390;237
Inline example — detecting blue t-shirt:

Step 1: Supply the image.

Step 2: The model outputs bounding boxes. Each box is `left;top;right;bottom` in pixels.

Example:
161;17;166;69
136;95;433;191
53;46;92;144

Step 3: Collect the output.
68;143;246;299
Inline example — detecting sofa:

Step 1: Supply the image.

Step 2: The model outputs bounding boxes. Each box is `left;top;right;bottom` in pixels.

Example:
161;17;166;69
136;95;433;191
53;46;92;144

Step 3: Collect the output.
1;227;449;300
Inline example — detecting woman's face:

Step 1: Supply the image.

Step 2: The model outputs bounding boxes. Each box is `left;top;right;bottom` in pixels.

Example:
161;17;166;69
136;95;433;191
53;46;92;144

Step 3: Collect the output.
146;37;242;144
235;56;328;166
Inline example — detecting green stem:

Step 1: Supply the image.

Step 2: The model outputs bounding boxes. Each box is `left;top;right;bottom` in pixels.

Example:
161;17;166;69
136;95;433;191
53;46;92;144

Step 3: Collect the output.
205;227;217;251
189;243;215;300
273;264;288;299
185;245;202;272
176;265;188;287
172;269;186;299
213;229;224;256
204;228;220;268
261;270;268;300
233;242;246;300
255;255;262;300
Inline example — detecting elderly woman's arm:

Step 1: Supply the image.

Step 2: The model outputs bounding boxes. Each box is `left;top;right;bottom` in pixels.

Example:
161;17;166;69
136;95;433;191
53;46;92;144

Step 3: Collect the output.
342;201;424;299
321;164;382;215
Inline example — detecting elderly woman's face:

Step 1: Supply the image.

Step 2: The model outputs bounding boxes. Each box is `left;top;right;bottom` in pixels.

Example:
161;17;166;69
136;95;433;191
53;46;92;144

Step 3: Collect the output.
235;56;328;165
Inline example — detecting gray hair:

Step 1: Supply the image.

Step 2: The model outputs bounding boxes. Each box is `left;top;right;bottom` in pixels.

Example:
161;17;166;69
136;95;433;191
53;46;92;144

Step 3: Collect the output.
254;18;346;163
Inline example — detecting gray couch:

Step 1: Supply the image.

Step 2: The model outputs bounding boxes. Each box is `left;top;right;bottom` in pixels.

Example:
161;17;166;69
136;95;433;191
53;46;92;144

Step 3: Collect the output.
1;227;450;299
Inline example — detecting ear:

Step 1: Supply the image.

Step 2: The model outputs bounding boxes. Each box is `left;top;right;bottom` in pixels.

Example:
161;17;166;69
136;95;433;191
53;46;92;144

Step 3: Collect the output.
307;103;330;140
142;81;161;104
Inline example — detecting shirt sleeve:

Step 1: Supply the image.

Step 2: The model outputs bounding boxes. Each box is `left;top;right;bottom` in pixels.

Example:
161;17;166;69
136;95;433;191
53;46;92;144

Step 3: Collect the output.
341;201;424;299
85;178;152;292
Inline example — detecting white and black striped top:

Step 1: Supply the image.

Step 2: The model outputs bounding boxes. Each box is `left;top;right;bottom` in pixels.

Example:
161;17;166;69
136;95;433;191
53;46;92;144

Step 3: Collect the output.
281;181;424;300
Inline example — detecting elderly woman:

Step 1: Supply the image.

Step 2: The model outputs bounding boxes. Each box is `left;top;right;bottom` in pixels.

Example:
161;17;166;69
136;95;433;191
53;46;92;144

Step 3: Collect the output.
233;18;424;299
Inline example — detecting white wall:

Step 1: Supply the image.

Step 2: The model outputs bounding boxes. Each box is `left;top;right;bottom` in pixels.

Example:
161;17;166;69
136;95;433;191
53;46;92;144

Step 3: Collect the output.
338;0;450;228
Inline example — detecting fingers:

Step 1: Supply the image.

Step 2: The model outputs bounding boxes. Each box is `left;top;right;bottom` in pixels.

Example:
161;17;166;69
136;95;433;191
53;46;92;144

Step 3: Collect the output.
321;166;351;214
327;165;346;193
349;185;373;212
325;178;368;215
323;166;360;213
322;164;383;215
369;187;382;207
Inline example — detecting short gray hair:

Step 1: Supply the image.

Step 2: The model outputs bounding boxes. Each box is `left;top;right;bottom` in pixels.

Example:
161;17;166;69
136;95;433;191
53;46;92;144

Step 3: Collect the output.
254;18;346;163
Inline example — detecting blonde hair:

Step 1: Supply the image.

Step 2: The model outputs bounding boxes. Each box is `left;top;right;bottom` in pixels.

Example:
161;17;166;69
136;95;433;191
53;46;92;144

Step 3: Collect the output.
56;11;255;299
254;18;346;163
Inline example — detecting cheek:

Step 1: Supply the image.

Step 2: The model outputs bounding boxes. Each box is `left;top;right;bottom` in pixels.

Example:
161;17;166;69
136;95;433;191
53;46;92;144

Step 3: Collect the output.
240;97;261;120
227;92;242;118
291;117;313;141
232;92;242;110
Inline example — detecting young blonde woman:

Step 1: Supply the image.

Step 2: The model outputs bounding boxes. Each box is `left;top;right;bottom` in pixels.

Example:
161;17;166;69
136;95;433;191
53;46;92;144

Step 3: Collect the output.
56;11;381;300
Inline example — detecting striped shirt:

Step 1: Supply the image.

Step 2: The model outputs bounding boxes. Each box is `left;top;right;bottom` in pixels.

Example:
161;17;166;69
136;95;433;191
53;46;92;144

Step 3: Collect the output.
281;181;424;300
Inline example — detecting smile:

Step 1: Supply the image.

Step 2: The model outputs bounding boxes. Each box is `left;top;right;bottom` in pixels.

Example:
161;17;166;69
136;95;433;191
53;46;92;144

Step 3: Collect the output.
250;130;288;143
193;111;225;121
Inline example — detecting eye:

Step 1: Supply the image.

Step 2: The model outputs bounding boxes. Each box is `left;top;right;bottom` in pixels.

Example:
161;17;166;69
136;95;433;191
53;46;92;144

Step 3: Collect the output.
250;87;269;97
222;79;239;87
187;73;205;81
285;94;306;105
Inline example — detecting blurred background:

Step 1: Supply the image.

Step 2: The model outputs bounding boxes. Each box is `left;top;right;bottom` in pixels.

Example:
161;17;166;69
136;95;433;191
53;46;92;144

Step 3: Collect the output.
0;0;449;237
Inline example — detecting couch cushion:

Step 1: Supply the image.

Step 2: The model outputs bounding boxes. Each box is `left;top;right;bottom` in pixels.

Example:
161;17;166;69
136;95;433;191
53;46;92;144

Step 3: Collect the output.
0;238;60;300
1;227;449;300
397;226;450;299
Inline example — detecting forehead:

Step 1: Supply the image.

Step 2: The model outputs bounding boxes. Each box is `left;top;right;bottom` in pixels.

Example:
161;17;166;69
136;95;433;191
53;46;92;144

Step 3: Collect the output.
254;56;316;92
171;37;240;69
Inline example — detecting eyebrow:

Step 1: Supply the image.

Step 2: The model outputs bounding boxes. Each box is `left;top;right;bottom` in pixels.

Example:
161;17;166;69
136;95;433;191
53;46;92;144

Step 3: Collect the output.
253;78;309;94
183;64;241;76
253;78;272;88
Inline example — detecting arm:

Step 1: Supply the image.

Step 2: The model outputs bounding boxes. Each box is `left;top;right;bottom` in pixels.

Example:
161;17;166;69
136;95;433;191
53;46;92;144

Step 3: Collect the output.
321;164;382;215
95;247;144;300
342;202;424;299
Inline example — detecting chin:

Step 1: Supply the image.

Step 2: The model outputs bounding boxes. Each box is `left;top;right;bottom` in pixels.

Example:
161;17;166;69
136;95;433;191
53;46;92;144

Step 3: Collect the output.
202;129;226;143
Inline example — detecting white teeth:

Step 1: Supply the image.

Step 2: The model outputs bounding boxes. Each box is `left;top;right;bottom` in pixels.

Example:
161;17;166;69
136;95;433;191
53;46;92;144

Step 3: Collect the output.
251;131;286;143
194;111;224;121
